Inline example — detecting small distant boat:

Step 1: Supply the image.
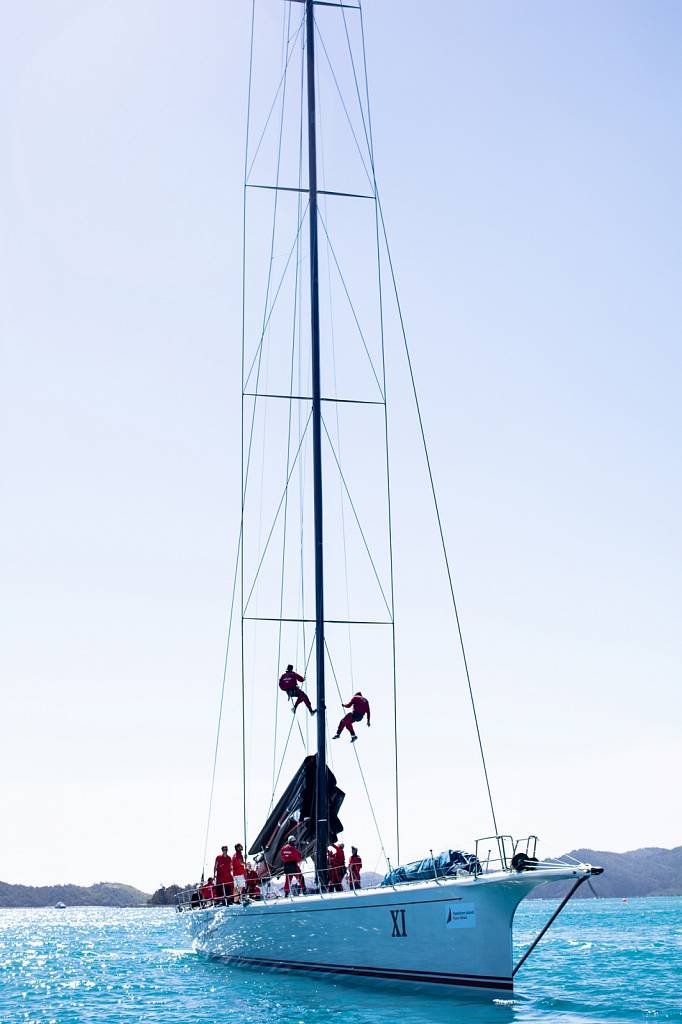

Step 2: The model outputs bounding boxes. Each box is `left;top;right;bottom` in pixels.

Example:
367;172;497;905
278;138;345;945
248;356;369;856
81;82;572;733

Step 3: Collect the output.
55;902;66;909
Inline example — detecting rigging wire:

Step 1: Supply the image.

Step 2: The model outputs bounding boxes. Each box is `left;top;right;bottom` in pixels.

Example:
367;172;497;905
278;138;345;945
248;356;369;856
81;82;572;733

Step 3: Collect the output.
293;13;316;759
272;1;304;799
293;17;312;758
296;223;311;749
236;0;257;866
242;199;310;393
316;210;384;398
342;0;400;864
241;0;302;853
338;1;499;841
250;1;295;846
313;21;374;192
320;416;392;617
246;13;306;183
372;196;500;835
240;211;307;637
311;14;400;861
314;31;353;779
243;412;313;613
315;7;401;863
325;639;390;870
318;71;357;696
200;528;243;878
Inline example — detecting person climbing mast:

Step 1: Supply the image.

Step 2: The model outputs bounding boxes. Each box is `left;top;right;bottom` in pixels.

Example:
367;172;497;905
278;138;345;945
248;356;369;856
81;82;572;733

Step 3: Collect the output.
279;664;316;716
333;691;371;742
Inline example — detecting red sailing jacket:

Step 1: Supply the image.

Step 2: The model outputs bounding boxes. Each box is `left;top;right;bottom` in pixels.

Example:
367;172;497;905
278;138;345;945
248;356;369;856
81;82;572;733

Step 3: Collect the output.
200;883;215;900
213;854;233;883
344;694;370;723
245;868;261;896
279;671;304;691
329;844;345;868
281;843;303;864
232;850;245;876
328;844;346;883
348;854;362;883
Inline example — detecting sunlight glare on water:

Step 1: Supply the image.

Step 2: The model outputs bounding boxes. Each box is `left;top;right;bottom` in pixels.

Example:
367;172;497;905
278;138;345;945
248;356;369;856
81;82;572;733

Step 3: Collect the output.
0;898;680;1023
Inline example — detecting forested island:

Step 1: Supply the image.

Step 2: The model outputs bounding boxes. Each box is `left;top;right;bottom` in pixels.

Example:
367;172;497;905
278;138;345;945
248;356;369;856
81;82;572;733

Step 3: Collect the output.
1;846;680;907
0;881;150;908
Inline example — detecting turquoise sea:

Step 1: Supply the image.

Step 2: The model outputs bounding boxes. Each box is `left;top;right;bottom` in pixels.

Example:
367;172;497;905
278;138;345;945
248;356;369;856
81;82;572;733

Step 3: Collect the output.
1;897;680;1023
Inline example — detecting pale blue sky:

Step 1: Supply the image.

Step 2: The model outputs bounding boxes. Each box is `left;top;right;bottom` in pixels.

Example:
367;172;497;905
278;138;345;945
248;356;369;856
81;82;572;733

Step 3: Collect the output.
1;1;680;891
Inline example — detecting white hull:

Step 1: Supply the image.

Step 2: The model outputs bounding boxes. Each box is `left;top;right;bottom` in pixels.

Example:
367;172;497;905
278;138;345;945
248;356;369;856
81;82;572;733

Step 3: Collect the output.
184;865;588;994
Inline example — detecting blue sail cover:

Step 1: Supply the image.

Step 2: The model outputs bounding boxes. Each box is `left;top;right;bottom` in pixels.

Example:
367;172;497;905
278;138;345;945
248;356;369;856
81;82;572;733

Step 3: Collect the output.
381;849;481;886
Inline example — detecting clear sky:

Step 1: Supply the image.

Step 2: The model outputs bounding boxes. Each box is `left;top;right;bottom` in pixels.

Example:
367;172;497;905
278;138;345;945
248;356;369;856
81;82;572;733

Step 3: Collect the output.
1;0;680;894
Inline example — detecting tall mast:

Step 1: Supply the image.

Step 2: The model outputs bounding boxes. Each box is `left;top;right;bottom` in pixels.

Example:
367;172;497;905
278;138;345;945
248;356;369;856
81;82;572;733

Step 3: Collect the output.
305;0;328;881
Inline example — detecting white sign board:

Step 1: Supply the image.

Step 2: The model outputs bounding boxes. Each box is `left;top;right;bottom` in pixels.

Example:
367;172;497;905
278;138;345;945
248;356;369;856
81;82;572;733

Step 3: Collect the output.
445;902;476;929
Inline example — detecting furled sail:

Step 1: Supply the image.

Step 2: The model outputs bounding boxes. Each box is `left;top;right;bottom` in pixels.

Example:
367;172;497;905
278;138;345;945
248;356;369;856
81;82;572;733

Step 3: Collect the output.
248;755;344;874
381;850;482;887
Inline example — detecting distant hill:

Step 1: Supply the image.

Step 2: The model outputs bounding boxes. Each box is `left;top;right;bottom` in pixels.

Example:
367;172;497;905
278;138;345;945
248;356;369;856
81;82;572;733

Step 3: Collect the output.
527;846;682;898
0;881;150;908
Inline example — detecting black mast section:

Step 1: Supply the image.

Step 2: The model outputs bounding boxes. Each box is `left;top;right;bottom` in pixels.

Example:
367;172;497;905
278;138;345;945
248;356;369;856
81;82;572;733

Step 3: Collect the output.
305;0;329;881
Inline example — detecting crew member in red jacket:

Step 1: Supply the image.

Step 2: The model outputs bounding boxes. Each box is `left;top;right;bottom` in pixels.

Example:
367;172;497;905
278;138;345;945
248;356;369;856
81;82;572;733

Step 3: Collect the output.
332;692;371;742
213;845;234;903
232;843;246;898
200;877;216;904
280;836;307;895
245;862;262;899
279;664;316;716
348;846;362;889
327;842;346;891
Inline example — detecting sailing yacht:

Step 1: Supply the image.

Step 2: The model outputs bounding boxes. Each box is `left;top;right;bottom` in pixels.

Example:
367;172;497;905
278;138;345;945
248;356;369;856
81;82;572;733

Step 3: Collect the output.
177;0;602;995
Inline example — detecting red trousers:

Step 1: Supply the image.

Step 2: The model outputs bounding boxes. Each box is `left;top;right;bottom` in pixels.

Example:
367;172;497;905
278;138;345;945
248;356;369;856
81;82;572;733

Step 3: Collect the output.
292;687;312;712
337;712;357;736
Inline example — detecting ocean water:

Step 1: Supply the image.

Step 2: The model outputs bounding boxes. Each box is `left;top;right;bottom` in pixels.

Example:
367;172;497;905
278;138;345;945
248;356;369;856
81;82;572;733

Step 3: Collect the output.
1;897;680;1024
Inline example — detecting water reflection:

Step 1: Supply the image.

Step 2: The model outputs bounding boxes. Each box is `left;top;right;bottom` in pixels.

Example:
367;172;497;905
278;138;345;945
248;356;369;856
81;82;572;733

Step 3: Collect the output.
200;956;523;1024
